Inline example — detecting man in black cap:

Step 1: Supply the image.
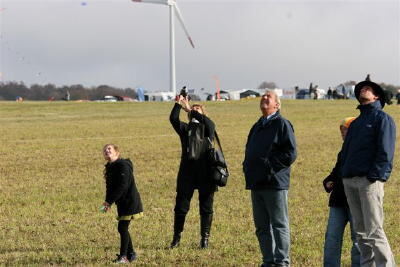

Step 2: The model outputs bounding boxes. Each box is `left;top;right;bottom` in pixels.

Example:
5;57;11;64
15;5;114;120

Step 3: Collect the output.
339;77;396;266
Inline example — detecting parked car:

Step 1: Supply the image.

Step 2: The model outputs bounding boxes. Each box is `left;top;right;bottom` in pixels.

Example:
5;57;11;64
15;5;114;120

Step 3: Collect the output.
296;89;326;99
295;89;310;99
102;95;118;102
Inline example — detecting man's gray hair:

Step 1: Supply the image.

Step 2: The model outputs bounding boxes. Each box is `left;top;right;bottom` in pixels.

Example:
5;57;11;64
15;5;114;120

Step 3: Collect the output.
264;90;281;110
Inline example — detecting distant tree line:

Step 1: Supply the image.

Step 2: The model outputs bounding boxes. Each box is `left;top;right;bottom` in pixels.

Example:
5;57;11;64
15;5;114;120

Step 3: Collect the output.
0;81;137;101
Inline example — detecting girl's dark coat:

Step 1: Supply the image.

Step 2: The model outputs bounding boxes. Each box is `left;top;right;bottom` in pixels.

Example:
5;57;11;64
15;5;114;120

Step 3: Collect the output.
323;152;349;207
105;158;143;216
169;103;217;193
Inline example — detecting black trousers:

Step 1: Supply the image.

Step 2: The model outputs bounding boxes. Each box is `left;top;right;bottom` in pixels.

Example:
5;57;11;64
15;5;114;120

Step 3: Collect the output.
174;189;214;216
117;220;134;257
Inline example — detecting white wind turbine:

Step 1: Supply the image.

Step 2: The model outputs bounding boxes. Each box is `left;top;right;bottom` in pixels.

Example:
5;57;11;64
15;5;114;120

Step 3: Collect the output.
131;0;195;96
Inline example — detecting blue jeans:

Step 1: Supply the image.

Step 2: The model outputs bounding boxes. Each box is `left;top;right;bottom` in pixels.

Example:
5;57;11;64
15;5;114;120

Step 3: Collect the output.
324;206;360;267
251;189;290;266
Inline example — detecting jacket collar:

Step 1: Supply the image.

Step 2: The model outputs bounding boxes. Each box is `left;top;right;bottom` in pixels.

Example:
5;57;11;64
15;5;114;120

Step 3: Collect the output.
357;100;382;112
257;111;281;126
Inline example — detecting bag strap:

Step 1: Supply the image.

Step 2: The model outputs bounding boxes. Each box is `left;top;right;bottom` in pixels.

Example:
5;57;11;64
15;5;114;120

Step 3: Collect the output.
213;131;224;155
211;131;229;174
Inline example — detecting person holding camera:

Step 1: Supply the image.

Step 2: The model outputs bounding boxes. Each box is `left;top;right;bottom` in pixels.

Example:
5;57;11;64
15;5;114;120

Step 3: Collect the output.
169;93;217;249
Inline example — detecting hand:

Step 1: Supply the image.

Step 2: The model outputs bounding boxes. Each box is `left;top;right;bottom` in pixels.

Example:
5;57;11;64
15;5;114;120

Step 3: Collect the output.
180;96;191;113
323;174;335;193
325;181;334;190
102;202;111;213
175;95;183;103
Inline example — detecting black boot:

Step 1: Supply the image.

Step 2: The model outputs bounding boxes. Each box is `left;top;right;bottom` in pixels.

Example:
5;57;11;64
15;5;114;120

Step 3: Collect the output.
170;233;181;249
200;214;213;249
170;214;186;248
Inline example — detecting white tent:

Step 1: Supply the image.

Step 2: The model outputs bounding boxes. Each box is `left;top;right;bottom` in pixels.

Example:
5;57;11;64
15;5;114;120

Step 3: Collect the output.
145;91;175;101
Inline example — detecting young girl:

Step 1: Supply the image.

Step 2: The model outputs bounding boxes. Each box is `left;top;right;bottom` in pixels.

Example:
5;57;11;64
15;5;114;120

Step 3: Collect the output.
323;117;360;267
101;144;143;264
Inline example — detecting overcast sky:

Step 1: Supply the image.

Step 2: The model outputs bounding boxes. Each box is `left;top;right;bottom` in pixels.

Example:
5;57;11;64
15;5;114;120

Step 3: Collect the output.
1;0;399;93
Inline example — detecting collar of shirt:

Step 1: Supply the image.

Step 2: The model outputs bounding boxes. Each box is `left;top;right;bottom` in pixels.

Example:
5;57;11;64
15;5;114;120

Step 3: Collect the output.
262;112;277;126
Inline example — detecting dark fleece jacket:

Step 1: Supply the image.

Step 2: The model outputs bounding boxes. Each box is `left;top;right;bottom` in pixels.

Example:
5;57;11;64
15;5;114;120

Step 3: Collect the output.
323;152;349;207
169;103;217;193
105;158;143;216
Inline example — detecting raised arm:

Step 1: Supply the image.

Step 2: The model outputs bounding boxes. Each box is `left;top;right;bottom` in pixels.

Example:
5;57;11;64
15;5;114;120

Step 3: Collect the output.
169;102;186;135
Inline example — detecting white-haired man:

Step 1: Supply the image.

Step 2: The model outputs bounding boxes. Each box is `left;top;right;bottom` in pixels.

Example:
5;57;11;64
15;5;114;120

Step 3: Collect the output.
243;91;297;267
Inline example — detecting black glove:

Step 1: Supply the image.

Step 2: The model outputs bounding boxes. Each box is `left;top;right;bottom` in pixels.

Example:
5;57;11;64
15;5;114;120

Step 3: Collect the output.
323;174;335;193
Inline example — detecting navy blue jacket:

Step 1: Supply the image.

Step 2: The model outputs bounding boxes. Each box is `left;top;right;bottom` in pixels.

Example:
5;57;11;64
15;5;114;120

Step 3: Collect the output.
243;112;297;190
340;101;396;182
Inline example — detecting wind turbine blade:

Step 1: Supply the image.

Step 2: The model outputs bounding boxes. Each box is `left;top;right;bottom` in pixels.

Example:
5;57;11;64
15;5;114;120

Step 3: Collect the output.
173;3;195;48
131;0;169;5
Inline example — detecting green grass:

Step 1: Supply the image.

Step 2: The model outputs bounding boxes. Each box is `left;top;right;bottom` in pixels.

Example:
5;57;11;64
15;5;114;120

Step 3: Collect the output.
0;99;399;266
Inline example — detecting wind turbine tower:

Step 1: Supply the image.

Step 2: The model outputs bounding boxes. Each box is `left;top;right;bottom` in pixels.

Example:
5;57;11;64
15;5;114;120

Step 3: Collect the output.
131;0;195;96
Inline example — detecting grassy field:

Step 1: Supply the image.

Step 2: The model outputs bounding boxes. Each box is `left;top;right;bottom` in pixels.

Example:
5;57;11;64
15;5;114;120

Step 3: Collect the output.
0;99;399;266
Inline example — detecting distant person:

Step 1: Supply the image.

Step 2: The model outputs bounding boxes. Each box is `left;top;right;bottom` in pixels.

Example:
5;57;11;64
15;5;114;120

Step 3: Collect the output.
169;95;217;249
396;89;400;105
323;117;360;267
384;90;393;105
64;90;70;101
339;77;396;266
327;87;332;100
309;82;314;99
332;89;338;100
342;85;346;99
243;90;297;267
101;144;143;264
313;85;319;100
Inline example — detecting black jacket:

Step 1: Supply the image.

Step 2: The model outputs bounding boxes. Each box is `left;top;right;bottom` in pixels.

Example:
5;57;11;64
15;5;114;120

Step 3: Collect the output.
169;103;217;193
243;112;297;190
323;152;348;207
105;158;143;216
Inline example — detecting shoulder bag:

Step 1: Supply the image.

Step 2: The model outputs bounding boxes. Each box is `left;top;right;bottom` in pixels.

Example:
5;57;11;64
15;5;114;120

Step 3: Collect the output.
208;131;229;187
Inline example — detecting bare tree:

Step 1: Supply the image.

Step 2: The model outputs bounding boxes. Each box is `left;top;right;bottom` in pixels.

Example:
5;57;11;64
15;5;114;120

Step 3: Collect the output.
258;81;277;89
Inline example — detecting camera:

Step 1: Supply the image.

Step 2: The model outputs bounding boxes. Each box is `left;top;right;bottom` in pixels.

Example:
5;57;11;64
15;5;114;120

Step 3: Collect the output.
180;86;188;98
